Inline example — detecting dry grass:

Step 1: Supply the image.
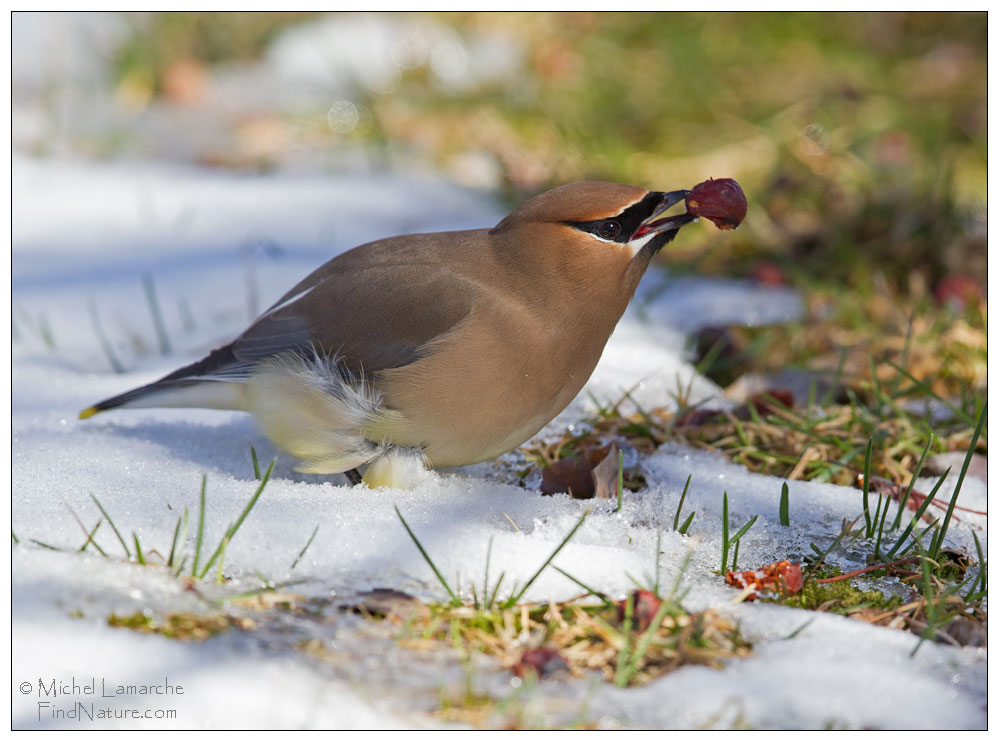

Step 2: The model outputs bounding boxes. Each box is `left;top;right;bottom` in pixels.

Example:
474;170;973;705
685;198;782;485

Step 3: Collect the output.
722;288;987;401
847;596;986;648
524;400;976;493
399;597;751;689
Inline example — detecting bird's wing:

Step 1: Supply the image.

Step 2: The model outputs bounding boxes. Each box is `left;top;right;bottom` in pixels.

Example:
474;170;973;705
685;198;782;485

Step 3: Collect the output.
162;234;480;384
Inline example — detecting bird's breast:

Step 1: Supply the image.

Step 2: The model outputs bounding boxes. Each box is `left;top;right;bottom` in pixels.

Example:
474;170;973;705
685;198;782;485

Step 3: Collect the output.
370;292;619;467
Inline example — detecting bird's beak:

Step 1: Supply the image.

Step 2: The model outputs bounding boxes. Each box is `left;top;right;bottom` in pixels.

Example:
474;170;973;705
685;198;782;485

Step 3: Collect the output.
632;190;696;239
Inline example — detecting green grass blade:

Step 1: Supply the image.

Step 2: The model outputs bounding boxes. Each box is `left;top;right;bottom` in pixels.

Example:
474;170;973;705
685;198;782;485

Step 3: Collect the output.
199;460;274;579
694;334;729;377
891;311;917;396
654;526;663;595
784;617;816;640
78;520;106;556
861;439;873;537
805;516;861;581
613;593;635;687
730;515;758;548
678;511;696;535
167;507;188;568
488;572;506;609
395;504;460;605
482;535;494;609
930;403;986;560
666;545;697;602
910;544;938;657
87;299;126;374
290;524;320;570
192;475;207;577
624;571;645;592
89;493;130;558
897;519;940;557
891;435;934;530
65;501;107;557
614;450;624;513
30;539;62;551
142;273;172;356
873;490;891;560
820;348;848;407
132;533;146;565
884;359;975;427
250;446;261;480
673;474;692;531
965;531;986;600
215;537;229;584
14;304;57;350
886;468;950;559
167;513;182;566
779;482;790;527
867;356;885;414
172;556;189;577
552;566;614;608
721;492;730;574
503;509;589;608
617;599;674;686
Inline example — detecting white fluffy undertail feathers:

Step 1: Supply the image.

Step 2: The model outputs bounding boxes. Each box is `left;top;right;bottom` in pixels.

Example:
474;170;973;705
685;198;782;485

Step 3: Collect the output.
245;352;385;473
244;352;429;487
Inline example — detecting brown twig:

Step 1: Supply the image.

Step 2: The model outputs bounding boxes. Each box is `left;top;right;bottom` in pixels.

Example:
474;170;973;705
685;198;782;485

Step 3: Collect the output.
814;557;922;584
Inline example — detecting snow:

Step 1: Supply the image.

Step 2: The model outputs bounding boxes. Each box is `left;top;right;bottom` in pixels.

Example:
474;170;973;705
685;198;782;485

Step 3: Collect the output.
11;156;987;730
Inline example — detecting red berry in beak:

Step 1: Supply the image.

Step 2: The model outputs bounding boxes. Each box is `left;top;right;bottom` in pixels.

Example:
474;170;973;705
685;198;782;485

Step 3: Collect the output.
685;178;748;230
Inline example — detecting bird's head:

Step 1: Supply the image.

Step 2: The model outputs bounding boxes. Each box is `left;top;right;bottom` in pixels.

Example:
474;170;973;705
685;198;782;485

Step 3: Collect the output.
491;181;696;261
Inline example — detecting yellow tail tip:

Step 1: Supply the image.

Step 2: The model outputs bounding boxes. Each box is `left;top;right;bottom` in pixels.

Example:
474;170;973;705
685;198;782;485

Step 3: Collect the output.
78;406;100;420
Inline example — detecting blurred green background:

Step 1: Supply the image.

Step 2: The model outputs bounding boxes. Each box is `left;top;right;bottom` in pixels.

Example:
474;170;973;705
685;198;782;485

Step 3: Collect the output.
25;11;988;295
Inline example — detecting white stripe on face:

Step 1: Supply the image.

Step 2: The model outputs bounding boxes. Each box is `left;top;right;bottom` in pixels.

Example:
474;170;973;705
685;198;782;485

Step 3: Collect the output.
624;230;658;258
579;227;656;258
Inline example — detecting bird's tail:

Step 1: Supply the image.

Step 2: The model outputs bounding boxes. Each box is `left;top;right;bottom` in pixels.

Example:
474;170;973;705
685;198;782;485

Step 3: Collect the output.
79;343;250;420
78;379;248;419
78;349;418;481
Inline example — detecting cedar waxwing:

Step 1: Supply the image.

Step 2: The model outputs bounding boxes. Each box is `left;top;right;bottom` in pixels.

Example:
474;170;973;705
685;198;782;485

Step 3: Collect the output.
79;180;738;488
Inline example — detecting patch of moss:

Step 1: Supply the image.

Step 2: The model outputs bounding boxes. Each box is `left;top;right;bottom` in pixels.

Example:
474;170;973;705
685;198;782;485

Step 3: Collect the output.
437;687;504;727
934;551;972;582
107;610;253;640
776;576;903;612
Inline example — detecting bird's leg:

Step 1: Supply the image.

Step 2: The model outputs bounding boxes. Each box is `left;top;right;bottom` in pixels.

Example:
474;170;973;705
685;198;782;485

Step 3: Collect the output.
344;468;363;486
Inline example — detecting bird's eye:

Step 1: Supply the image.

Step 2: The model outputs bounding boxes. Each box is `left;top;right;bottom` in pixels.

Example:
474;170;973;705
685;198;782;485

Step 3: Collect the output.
596;220;621;240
